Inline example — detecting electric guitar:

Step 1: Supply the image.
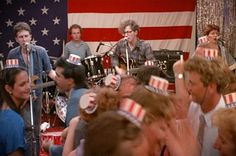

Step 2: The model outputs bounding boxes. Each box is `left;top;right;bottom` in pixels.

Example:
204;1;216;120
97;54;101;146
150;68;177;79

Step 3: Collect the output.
31;75;55;90
118;56;139;74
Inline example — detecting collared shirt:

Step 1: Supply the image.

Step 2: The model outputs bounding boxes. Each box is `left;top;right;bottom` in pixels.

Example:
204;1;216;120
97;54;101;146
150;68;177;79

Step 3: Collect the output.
188;95;225;156
112;39;155;67
64;40;91;60
7;45;53;96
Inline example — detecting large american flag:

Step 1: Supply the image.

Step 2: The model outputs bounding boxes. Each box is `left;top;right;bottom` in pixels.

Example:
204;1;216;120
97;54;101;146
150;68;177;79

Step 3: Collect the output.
0;0;67;58
0;0;196;59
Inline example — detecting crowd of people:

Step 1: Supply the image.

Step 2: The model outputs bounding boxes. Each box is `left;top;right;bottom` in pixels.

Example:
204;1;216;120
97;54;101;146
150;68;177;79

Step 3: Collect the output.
0;19;236;156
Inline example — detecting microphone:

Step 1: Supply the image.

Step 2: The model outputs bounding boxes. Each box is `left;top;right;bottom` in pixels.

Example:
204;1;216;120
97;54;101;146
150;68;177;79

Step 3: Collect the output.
25;42;32;52
96;42;104;53
218;38;225;45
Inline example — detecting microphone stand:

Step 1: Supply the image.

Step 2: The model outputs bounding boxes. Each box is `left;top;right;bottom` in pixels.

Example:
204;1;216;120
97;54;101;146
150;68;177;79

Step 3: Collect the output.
125;41;130;75
26;45;37;156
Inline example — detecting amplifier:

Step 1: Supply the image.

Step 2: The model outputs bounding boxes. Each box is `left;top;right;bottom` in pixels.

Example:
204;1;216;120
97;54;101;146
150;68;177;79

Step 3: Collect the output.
153;50;183;83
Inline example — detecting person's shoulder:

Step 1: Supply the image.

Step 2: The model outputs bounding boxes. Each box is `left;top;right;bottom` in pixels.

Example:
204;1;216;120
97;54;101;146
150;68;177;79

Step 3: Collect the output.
197;42;209;48
8;46;20;54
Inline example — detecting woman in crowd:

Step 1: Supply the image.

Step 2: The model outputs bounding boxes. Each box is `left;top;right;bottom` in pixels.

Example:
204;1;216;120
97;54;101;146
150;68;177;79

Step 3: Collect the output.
0;65;30;155
212;107;236;156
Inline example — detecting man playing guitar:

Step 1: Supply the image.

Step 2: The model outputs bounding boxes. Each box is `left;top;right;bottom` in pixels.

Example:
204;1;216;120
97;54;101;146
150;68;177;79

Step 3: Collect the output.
112;19;156;74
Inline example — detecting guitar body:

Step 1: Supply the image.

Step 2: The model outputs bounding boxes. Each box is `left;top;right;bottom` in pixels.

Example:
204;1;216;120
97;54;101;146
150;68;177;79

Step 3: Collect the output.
118;56;137;71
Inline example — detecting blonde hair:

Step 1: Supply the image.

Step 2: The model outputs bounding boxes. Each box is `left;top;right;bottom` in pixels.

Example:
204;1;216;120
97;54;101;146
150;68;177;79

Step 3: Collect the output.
212;108;236;146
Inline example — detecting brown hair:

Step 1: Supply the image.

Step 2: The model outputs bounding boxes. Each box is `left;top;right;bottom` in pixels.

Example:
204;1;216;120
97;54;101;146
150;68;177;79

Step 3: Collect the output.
68;24;82;35
84;111;143;156
203;24;220;36
130;85;175;124
13;22;32;37
212;108;236;146
118;19;140;34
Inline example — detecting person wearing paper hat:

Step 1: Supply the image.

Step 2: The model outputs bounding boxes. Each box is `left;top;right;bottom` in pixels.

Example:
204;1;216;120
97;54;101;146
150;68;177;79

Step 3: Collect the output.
62;87;120;156
130;85;199;156
173;56;230;156
194;24;235;66
0;64;30;155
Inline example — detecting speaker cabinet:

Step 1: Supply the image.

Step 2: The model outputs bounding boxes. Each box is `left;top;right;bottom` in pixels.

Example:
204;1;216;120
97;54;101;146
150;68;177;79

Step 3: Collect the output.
153;50;183;83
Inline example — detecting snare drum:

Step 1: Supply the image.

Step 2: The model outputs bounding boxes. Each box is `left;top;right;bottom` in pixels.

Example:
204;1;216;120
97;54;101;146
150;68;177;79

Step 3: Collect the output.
55;93;68;123
82;55;105;81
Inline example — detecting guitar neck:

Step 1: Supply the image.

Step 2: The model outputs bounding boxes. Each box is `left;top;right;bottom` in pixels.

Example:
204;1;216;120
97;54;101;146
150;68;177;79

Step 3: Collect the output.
35;81;55;89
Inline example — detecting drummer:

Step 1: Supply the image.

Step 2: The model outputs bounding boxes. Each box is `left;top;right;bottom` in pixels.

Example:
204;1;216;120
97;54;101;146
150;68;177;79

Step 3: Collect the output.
63;24;92;60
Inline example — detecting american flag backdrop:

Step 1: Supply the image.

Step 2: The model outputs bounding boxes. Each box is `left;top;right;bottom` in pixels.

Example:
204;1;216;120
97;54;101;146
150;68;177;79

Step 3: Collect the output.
0;0;196;59
0;0;67;58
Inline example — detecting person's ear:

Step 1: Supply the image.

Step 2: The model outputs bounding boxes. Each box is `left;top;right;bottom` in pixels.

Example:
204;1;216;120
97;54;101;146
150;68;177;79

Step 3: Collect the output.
5;85;13;95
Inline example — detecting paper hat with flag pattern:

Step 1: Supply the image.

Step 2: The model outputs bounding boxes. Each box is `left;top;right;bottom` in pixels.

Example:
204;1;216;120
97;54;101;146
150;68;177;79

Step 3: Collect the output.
204;48;218;60
5;59;19;68
79;92;98;114
224;92;236;108
144;60;155;66
198;36;208;44
66;54;81;65
118;98;146;127
104;73;121;91
145;75;169;95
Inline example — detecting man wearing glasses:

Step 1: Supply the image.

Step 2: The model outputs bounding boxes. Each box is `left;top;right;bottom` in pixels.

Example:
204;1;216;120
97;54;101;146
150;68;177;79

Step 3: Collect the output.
113;19;156;74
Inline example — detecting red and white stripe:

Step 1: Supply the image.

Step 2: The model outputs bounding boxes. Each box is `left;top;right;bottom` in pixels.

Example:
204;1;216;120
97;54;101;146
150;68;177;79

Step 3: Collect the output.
204;48;218;58
145;60;155;66
120;98;146;122
67;0;196;55
224;92;236;105
6;59;19;67
149;75;169;91
67;54;81;65
198;36;208;44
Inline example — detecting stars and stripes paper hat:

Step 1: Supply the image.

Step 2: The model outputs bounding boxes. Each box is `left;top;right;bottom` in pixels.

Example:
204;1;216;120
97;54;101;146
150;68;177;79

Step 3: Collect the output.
66;54;81;65
104;73;121;91
198;36;208;44
118;98;146;127
224;92;236;108
204;48;218;60
145;75;169;96
5;59;19;68
144;60;155;66
79;92;98;114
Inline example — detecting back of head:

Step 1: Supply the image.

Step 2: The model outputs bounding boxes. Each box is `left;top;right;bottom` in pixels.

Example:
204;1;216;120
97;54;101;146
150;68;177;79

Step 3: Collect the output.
130;85;175;124
84;111;142;156
184;56;230;93
136;65;167;85
14;22;31;37
55;57;88;89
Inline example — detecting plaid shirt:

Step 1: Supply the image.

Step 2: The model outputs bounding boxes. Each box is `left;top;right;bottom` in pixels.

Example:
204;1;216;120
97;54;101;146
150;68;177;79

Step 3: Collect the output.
113;39;156;67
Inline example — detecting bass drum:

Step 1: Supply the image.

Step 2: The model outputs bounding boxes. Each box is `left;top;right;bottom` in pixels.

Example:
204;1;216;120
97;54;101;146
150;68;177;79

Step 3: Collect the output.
55;92;68;123
82;55;105;82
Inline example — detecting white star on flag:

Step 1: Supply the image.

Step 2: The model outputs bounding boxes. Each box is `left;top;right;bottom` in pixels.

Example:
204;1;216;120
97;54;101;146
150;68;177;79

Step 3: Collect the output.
41;28;49;36
31;38;37;45
6;40;14;48
5;19;13;27
6;0;12;5
29;18;37;26
30;0;36;4
52;17;60;25
17;7;25;16
53;37;60;45
41;6;49;15
54;0;60;2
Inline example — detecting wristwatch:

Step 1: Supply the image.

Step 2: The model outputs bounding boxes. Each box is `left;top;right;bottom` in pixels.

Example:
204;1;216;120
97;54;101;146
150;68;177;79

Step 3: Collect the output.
175;73;184;79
